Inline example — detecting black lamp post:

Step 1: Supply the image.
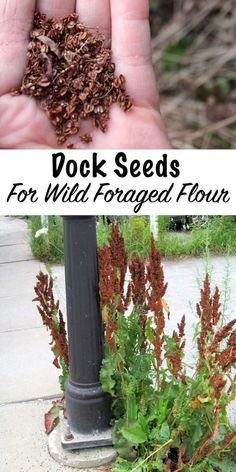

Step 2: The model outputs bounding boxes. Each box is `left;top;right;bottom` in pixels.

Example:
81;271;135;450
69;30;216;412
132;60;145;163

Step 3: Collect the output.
62;216;112;450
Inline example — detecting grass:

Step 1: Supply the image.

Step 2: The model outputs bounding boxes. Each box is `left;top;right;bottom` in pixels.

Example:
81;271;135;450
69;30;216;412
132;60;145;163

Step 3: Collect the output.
29;216;64;263
29;216;236;264
158;217;236;257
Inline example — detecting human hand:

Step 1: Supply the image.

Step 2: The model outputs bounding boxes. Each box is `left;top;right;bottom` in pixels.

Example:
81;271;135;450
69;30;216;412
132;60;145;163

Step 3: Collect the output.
0;0;170;149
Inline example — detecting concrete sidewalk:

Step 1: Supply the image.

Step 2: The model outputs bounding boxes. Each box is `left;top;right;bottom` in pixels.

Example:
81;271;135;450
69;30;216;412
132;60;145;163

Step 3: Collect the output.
0;217;62;472
0;216;60;403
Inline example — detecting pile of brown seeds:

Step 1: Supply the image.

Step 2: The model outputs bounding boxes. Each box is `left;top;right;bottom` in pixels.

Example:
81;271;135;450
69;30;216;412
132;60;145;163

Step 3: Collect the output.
12;12;132;147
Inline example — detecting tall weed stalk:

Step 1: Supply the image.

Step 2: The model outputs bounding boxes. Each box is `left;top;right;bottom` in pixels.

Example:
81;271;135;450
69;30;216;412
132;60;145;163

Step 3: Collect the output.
33;272;69;392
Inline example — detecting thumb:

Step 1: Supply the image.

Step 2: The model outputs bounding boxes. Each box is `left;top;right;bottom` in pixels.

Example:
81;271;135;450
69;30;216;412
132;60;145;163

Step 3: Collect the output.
0;0;36;95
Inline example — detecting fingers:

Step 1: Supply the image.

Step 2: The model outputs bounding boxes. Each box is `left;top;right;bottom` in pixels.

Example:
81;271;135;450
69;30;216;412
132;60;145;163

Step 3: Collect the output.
76;0;111;42
36;0;75;18
110;0;159;109
0;0;36;95
0;0;35;35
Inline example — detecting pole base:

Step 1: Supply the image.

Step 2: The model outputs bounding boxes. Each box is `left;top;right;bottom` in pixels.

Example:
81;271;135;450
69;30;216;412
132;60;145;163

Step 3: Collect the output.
65;380;112;435
60;412;113;450
48;423;117;469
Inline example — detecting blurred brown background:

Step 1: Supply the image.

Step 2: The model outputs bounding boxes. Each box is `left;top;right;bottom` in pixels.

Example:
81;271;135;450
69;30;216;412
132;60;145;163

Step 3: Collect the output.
150;0;236;148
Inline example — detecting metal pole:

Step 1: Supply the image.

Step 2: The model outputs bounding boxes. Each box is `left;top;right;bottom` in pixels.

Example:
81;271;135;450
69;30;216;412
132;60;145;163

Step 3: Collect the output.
62;216;111;446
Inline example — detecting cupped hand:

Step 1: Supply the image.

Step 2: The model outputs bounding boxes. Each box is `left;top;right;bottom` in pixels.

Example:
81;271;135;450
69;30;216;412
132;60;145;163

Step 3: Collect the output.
0;0;170;149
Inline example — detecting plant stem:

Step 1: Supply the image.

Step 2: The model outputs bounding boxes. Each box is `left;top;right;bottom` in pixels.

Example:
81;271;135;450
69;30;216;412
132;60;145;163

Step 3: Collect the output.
49;241;64;255
130;439;173;472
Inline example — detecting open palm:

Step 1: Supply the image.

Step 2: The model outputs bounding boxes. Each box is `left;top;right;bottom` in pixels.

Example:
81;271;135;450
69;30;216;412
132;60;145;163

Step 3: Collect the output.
0;0;170;149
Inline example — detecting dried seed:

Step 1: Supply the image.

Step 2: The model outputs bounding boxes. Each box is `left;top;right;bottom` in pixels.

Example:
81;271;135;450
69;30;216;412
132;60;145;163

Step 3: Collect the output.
27;41;35;51
88;70;98;80
59;87;68;96
14;12;132;146
58;136;67;144
66;104;76;114
84;103;94;113
55;22;63;32
80;111;88;120
53;105;63;113
11;88;22;96
38;77;51;87
40;53;53;78
67;21;76;29
40;44;49;54
94;105;104;114
31;29;43;39
79;91;89;102
63;50;76;63
73;78;84;90
66;142;74;149
78;32;87;41
113;77;125;88
80;133;92;143
119;74;126;85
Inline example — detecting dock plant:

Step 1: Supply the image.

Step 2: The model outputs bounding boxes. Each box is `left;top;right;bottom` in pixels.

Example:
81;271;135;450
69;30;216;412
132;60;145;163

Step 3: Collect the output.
99;225;236;471
33;225;236;469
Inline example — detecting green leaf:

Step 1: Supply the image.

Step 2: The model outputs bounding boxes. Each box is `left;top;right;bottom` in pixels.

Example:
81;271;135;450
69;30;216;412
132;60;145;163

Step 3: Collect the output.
158;422;170;443
193;322;200;340
112;421;137;461
210;458;236;472
52;311;60;331
155;396;168;423
99;357;116;394
164;335;176;353
146;318;154;343
100;371;115;394
172;436;181;448
138;413;148;433
149;427;159;440
151;459;165;472
52;345;60;356
127;395;137;423
58;357;69;391
192;422;203;446
112;458;134;472
121;423;147;445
